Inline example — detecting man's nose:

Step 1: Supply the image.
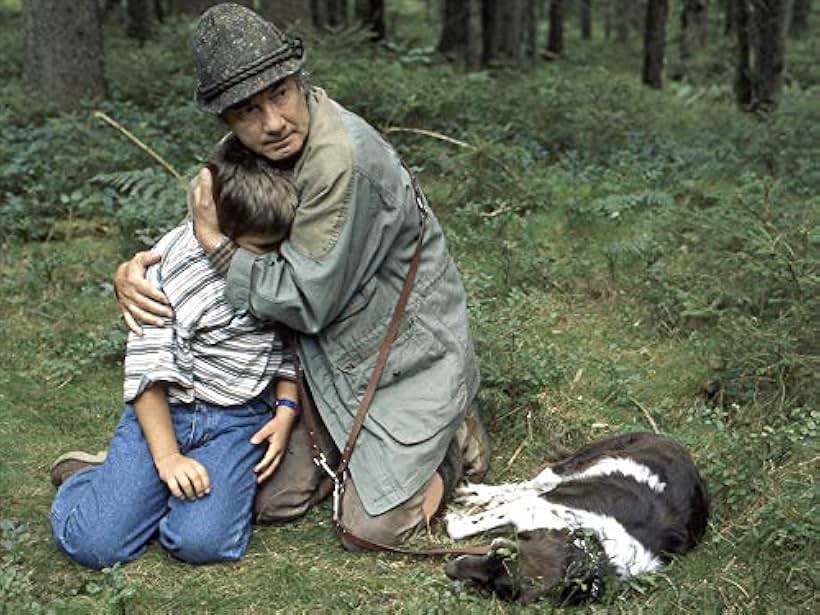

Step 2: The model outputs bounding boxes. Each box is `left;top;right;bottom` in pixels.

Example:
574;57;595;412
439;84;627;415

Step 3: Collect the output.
260;101;285;133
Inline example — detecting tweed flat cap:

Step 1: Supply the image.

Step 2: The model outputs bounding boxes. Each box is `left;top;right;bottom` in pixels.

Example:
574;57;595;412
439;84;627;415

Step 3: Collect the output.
192;3;305;115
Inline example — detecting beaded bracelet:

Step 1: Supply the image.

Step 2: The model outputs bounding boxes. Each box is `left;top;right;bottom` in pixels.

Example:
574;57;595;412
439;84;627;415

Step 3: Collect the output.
275;398;301;417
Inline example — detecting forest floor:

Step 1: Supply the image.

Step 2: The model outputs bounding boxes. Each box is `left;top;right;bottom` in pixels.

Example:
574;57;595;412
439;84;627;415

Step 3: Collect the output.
1;2;817;613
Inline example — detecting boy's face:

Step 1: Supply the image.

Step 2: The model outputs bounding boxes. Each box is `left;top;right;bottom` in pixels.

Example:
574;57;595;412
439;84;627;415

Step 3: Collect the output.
235;231;285;255
222;77;310;163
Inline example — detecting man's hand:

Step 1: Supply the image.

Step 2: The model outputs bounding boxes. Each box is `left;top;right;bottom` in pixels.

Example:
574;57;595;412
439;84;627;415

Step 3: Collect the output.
191;167;226;254
155;452;211;500
114;251;172;335
250;410;298;483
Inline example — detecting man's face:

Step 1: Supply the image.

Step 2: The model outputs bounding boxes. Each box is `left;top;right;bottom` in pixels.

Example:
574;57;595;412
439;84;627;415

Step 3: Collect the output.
222;76;309;162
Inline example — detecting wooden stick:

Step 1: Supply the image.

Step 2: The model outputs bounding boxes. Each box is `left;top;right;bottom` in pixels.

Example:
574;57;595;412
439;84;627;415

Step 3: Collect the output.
92;110;183;181
383;126;475;150
505;439;528;470
628;395;661;434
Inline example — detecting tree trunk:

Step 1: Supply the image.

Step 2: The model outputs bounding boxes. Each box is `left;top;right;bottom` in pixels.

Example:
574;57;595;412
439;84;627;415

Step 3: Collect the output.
546;0;564;55
734;0;753;106
752;0;789;112
724;0;737;34
499;0;524;62
326;0;347;27
525;0;538;58
259;0;312;27
680;0;708;60
168;0;228;15
580;0;592;39
126;0;154;41
23;0;106;111
466;0;484;69
789;0;811;36
642;0;669;89
615;0;630;41
438;0;468;54
311;0;326;27
483;0;503;63
354;0;385;39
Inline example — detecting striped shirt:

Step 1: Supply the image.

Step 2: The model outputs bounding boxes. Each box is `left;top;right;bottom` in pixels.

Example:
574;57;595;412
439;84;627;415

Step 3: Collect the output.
123;222;295;406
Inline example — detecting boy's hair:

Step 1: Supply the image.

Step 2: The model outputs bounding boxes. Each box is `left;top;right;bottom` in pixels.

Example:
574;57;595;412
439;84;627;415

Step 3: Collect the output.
206;135;297;242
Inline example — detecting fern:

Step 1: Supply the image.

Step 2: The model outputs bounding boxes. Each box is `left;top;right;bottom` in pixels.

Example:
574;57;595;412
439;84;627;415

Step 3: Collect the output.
92;167;191;255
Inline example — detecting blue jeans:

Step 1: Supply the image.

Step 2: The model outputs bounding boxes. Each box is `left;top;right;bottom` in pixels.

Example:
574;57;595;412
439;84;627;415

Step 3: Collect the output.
51;399;271;569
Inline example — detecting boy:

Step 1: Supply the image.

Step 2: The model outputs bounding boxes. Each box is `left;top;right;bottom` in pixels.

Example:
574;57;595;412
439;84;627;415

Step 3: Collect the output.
51;136;300;569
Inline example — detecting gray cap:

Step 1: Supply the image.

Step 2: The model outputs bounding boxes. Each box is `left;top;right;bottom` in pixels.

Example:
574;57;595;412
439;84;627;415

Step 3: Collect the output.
192;3;305;115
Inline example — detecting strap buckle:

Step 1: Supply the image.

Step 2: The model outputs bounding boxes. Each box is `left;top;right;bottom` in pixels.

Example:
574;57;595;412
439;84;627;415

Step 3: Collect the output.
313;453;346;522
332;471;347;522
411;177;429;222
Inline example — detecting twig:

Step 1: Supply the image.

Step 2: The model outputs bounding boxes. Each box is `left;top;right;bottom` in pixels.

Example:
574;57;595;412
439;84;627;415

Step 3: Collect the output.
628;395;661;434
722;576;750;600
92;110;183;181
656;573;680;601
385;124;534;219
480;205;515;219
505;439;528;470
383;126;475;150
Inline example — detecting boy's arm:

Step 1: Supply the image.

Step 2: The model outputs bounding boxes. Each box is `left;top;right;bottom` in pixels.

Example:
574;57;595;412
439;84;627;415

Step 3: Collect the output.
250;379;299;483
134;383;211;500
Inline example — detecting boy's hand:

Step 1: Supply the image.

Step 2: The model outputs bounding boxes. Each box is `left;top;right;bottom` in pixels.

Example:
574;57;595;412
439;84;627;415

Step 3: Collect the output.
250;410;297;483
156;453;211;500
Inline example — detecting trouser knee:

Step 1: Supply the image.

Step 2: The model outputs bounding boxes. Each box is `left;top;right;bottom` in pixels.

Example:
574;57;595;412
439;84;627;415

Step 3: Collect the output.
51;506;135;570
159;521;246;565
337;481;426;552
253;417;338;524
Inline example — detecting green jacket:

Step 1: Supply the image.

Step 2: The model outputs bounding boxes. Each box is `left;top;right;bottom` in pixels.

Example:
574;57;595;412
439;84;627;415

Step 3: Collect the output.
225;89;480;515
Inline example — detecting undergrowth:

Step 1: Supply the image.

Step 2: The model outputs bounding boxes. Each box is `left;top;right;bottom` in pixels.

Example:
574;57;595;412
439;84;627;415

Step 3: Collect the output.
0;1;816;613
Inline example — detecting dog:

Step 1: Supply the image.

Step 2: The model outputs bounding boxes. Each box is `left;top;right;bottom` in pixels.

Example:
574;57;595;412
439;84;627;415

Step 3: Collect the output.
444;432;709;605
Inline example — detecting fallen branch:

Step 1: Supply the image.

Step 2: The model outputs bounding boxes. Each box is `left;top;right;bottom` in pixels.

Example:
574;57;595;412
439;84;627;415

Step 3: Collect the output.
383;126;475;150
628;395;661;434
92;110;183;182
385;125;534;220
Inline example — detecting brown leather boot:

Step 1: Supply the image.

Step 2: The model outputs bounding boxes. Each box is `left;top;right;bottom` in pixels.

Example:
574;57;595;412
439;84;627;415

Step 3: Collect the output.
455;401;491;482
50;450;107;487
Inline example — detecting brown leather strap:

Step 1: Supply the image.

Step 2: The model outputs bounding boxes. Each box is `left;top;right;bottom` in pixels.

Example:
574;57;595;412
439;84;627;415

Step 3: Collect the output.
338;529;490;556
288;169;487;558
335;217;425;479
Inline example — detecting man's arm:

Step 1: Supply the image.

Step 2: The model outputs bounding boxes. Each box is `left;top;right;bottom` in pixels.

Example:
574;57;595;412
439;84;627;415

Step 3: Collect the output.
198;162;412;333
134;383;210;499
115;252;173;335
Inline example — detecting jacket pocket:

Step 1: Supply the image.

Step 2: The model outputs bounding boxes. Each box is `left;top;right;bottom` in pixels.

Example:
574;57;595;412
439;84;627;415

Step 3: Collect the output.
330;314;463;445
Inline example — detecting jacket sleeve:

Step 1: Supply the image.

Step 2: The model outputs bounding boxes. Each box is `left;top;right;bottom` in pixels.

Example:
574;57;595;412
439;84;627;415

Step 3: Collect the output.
224;163;412;334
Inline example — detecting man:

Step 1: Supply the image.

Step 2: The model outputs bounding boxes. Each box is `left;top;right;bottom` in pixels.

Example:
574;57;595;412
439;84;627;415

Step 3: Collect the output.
58;3;489;549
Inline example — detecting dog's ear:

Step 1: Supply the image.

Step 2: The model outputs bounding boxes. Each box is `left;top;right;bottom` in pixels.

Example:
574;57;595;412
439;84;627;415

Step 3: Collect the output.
555;562;607;606
553;530;611;606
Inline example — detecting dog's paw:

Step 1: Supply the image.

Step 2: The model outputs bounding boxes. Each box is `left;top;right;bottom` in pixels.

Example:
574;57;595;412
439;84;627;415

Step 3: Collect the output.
445;511;481;540
452;482;503;506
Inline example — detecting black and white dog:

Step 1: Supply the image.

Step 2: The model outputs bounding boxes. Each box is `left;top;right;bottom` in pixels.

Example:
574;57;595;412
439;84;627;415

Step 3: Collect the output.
444;432;709;605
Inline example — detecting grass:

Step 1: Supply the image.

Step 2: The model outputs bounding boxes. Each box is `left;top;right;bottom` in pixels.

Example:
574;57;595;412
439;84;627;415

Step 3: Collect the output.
1;2;817;613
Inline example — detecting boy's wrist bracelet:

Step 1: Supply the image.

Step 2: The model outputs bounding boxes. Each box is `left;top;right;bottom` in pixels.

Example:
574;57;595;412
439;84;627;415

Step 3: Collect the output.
275;398;300;417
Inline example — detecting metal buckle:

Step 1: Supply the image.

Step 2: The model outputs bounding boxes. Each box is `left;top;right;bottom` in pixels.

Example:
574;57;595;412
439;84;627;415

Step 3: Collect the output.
332;471;347;522
313;452;335;478
313;454;346;522
413;185;429;221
